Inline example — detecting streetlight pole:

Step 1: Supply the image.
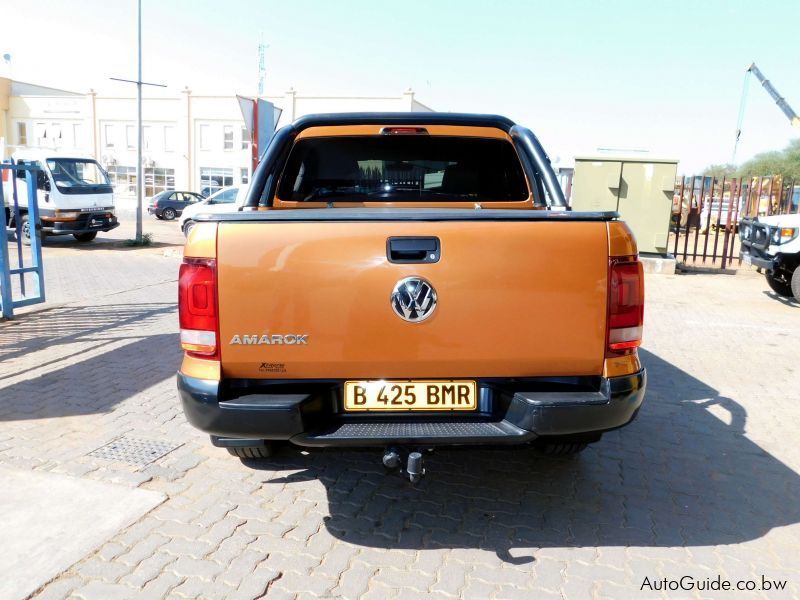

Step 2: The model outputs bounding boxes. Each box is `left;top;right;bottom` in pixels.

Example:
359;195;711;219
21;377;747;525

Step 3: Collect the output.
110;0;165;243
136;0;143;242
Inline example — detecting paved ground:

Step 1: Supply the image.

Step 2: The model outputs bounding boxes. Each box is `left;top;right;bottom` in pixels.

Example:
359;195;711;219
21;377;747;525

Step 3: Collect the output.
1;246;799;599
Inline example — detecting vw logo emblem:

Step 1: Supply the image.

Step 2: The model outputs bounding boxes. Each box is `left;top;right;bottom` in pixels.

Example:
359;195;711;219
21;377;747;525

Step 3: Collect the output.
391;277;437;323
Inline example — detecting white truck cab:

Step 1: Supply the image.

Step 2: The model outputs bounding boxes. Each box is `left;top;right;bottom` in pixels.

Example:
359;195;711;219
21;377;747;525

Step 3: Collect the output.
3;152;119;244
740;213;800;300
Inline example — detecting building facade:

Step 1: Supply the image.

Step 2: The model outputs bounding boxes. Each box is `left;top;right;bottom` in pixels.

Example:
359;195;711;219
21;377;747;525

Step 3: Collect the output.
0;78;432;198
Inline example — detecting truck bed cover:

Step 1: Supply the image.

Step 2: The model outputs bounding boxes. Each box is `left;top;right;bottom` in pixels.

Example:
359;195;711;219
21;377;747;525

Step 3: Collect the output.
196;208;619;223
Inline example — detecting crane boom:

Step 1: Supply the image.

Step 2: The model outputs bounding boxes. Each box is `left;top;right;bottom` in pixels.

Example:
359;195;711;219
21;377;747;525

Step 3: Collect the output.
748;62;800;127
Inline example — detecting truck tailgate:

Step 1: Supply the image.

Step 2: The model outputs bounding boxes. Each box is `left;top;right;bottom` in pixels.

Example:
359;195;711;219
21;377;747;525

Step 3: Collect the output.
216;220;609;379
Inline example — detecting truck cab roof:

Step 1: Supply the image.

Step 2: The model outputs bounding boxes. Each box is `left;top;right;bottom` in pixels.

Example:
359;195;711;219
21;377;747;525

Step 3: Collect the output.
289;112;517;132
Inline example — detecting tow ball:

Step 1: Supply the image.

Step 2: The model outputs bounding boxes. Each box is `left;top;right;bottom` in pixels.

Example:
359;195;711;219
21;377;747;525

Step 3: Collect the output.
382;447;429;483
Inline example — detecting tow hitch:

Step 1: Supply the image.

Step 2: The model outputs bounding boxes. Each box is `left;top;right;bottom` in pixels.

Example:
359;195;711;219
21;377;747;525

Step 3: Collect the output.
382;447;428;483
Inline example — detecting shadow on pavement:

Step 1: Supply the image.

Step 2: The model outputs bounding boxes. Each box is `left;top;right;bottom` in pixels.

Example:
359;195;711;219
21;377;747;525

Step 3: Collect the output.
762;290;800;307
240;348;800;562
35;238;180;252
0;303;175;365
0;303;179;420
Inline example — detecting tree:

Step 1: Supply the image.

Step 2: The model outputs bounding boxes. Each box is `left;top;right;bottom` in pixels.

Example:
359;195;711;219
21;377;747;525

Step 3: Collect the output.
703;163;737;178
701;139;800;179
737;139;800;179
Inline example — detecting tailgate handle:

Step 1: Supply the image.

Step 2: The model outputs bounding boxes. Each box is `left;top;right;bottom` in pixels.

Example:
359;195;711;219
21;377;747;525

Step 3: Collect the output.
387;237;440;263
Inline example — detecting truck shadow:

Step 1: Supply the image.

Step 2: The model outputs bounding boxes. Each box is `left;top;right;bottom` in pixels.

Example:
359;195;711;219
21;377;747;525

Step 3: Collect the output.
762;290;800;307
244;348;800;561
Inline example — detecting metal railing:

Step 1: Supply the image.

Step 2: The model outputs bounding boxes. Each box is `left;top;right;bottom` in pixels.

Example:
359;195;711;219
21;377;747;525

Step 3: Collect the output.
671;175;799;269
0;162;46;318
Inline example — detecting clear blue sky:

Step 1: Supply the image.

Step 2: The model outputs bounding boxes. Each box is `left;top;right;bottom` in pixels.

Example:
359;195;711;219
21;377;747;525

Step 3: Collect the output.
3;0;800;172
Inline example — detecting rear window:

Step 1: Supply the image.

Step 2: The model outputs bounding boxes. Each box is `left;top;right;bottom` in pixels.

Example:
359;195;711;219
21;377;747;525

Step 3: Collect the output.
277;136;529;202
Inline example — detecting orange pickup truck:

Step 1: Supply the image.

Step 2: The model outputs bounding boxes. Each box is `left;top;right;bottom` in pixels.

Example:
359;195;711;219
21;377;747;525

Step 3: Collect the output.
177;113;645;481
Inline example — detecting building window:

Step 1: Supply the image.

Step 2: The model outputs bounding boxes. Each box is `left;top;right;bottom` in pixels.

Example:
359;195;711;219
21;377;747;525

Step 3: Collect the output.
73;123;82;147
200;167;234;196
126;125;136;149
199;124;210;151
107;165;175;197
164;126;175;152
143;126;153;151
106;165;136;195
144;167;175;197
241;127;249;149
104;124;115;148
240;167;249;185
17;122;27;146
35;122;47;146
223;125;234;150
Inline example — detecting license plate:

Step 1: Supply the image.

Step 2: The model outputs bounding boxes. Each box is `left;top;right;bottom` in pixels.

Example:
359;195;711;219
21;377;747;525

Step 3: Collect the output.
344;380;477;411
743;254;752;265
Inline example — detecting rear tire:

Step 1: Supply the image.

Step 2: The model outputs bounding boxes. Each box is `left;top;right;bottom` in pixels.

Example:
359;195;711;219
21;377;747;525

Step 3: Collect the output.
182;220;195;238
162;207;177;220
766;270;793;297
227;444;273;459
73;232;97;243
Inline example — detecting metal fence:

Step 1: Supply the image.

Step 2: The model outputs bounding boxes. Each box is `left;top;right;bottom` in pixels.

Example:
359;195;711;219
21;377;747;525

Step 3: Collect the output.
1;162;46;318
671;175;799;269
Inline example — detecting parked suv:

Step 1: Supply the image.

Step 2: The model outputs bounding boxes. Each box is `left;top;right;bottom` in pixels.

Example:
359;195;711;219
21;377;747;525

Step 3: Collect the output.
148;190;204;220
740;214;800;300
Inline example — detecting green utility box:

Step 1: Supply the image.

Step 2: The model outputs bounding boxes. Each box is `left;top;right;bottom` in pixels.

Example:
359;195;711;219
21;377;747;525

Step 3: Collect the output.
571;156;678;254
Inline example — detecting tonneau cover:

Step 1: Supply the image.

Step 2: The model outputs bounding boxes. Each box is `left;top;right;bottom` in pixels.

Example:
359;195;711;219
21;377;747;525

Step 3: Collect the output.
196;208;619;223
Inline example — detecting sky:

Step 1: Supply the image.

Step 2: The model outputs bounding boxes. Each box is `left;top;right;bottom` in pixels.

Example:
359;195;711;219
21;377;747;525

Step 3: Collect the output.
2;0;800;172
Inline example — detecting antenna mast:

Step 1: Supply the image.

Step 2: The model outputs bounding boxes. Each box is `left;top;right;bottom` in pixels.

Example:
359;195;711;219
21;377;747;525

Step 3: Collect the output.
257;34;267;96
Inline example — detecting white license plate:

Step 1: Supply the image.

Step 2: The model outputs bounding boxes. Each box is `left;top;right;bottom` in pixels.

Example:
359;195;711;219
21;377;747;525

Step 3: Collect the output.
344;380;477;412
743;254;752;265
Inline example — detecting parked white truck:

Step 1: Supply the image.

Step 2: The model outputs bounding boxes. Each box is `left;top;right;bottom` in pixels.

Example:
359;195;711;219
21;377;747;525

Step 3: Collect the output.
2;152;119;244
740;213;800;300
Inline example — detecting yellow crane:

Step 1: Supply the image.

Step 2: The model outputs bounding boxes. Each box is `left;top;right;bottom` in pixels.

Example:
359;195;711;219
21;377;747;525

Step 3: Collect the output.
732;62;800;163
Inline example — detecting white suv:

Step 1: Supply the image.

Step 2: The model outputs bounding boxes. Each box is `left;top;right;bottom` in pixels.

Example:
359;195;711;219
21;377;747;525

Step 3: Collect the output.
740;213;800;299
179;186;247;238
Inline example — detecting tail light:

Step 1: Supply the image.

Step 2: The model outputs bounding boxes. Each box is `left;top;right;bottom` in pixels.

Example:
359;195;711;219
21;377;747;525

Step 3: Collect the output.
179;258;219;358
606;257;644;356
151;199;159;208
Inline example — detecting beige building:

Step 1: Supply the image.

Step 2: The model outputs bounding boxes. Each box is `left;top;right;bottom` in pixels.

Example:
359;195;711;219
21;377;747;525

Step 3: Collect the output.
0;78;432;197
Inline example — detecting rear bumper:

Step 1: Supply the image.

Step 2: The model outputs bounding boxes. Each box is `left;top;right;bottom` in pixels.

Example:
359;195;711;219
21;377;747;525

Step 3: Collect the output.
178;369;646;447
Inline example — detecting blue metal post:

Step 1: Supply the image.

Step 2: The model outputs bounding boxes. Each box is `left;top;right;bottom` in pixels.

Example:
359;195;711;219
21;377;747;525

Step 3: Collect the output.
25;170;45;303
10;161;25;295
0;174;13;318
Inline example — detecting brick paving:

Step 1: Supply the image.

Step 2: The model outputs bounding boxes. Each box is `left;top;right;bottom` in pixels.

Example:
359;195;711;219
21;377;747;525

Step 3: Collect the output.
1;250;799;599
